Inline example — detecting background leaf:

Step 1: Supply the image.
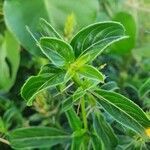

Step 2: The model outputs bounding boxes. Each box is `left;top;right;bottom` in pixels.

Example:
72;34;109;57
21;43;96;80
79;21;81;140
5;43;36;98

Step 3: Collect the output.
0;30;20;93
4;0;98;56
4;0;50;56
139;78;150;98
110;11;137;55
9;127;70;149
91;134;104;150
44;0;99;32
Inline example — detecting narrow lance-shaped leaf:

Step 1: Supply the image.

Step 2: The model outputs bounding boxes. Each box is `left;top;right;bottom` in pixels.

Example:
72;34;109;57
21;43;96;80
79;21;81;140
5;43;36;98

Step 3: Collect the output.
39;37;75;67
9;127;71;149
139;78;150;98
95;89;150;128
66;107;82;131
38;64;62;75
39;18;62;39
71;129;86;150
70;21;127;61
92;112;118;150
78;65;105;83
21;65;65;106
91;134;104;150
92;89;150;135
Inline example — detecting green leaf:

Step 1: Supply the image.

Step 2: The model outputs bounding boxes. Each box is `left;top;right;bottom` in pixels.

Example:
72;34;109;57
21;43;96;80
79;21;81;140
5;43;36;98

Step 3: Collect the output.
139;78;150;98
0;31;20;93
38;64;62;75
111;11;137;55
133;44;150;59
95;90;150;128
71;129;87;150
91;134;104;150
64;54;92;81
9;127;70;149
73;87;86;102
66;107;82;131
64;69;74;83
4;0;50;56
21;69;65;106
81;79;98;91
48;0;98;31
92;89;150;134
62;87;86;111
0;117;6;133
40;37;75;67
21;75;51;106
78;65;105;82
70;21;127;59
4;0;98;56
3;106;22;129
39;18;62;39
93;111;118;150
101;81;119;91
62;97;73;112
74;54;91;68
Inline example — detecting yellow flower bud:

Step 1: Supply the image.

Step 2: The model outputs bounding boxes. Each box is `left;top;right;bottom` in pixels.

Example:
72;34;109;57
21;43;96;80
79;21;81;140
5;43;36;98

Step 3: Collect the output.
145;128;150;137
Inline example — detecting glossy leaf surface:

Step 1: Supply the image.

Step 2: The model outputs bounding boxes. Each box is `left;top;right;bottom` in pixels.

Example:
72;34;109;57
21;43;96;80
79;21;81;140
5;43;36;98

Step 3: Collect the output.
40;37;74;67
21;65;65;106
66;107;82;131
78;65;105;82
93;112;118;149
93;89;150;134
39;18;62;39
70;21;127;60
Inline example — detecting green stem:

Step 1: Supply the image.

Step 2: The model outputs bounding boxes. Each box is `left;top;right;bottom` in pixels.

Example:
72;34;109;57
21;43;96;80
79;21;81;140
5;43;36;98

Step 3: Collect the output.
81;97;88;130
72;74;88;130
72;73;82;87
